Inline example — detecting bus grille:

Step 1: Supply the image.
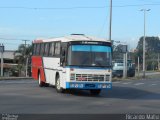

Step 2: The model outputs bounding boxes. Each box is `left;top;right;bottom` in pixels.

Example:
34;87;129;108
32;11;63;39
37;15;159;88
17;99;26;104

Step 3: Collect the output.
75;74;110;82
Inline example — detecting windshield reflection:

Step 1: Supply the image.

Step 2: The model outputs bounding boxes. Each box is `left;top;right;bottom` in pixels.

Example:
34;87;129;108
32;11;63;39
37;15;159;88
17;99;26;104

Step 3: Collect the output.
68;45;112;67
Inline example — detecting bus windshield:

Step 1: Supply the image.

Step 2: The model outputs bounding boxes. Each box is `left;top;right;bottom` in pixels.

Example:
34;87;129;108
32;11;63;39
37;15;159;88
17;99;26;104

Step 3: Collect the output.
67;45;112;67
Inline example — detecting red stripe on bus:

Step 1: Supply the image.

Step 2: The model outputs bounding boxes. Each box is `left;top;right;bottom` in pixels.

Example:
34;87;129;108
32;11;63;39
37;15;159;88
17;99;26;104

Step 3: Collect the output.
32;56;46;82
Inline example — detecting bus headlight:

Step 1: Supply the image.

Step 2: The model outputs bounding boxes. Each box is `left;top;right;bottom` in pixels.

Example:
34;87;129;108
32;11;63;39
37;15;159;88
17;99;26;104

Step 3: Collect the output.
105;75;110;81
70;74;75;81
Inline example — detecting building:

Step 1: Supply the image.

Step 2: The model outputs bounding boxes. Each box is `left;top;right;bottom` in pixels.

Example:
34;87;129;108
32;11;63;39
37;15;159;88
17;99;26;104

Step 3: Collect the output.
0;50;18;77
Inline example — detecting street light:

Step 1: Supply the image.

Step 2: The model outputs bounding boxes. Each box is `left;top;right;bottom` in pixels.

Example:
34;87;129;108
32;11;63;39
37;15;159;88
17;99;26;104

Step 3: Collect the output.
140;9;150;78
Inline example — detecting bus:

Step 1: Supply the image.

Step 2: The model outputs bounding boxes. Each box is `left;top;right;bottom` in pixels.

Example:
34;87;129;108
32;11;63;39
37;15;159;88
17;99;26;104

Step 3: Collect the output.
32;34;112;95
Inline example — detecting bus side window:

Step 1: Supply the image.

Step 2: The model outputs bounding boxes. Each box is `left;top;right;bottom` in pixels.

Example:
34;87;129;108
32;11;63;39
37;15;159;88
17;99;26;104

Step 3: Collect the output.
55;42;61;56
49;42;55;56
47;43;50;56
36;44;40;55
32;44;34;55
44;43;49;56
33;44;37;55
40;43;45;56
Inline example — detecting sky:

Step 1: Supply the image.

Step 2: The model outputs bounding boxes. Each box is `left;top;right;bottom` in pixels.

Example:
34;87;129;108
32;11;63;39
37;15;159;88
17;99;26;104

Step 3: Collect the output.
0;0;160;50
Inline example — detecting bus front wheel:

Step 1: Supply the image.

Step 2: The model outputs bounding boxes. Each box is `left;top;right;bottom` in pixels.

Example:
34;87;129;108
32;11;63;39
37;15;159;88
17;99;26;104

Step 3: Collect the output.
55;75;64;93
90;89;101;95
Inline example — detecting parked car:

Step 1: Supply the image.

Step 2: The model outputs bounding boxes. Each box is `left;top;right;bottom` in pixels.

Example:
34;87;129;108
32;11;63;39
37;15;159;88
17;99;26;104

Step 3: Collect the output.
112;60;135;77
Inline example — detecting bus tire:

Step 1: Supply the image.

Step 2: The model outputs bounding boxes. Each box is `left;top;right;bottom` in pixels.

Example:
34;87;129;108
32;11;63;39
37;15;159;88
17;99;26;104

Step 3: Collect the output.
90;89;101;96
44;83;49;87
38;71;49;87
38;73;45;87
55;75;64;93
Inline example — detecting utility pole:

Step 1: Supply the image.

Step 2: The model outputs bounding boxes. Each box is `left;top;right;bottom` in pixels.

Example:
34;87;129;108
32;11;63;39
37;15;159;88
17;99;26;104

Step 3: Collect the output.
125;52;128;77
122;44;128;78
138;57;140;78
109;0;112;42
140;9;150;78
0;44;4;77
22;40;30;77
123;53;126;78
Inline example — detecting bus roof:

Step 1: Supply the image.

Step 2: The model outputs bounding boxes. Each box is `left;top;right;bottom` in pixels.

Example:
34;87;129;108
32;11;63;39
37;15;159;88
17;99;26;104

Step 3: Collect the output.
33;34;111;43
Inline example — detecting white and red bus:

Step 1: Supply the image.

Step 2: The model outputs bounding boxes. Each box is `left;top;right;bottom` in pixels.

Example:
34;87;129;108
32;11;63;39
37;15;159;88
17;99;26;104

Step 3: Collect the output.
32;34;112;95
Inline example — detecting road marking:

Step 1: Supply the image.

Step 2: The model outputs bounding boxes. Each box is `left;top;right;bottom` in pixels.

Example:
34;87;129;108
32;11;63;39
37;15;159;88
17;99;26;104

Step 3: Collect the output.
122;82;132;85
134;83;145;86
151;84;157;86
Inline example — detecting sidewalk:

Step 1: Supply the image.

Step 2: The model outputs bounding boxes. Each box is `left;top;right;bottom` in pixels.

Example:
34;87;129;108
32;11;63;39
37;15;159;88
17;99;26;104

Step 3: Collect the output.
113;71;160;81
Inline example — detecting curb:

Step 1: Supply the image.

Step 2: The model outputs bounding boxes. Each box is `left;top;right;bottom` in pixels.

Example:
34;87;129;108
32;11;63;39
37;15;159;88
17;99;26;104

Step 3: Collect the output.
112;74;160;82
0;77;33;80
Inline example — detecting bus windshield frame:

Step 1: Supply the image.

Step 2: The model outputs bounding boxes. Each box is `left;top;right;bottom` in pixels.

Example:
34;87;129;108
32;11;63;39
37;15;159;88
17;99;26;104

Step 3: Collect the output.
67;43;112;68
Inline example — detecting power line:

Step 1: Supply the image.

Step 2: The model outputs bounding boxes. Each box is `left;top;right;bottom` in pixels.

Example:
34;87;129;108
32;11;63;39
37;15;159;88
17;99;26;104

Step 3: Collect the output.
113;3;160;7
3;43;21;45
137;0;160;4
0;6;106;10
0;38;31;41
0;3;160;10
2;43;31;47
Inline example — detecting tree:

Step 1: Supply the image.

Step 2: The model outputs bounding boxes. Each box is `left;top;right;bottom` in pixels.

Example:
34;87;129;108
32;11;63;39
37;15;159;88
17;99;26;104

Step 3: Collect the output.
136;36;160;70
14;44;32;76
112;44;124;60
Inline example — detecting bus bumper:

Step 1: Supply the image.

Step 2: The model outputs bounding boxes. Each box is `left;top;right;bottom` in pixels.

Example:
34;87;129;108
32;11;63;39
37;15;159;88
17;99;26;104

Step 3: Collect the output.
66;82;112;89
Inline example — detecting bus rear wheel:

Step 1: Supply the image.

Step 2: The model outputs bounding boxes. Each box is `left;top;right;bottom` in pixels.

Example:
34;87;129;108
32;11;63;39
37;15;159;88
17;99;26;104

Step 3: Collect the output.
38;74;49;87
55;75;64;93
90;89;101;95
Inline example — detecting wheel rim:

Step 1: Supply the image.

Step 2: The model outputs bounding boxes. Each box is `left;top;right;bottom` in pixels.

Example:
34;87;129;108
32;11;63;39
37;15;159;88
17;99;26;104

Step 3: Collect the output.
56;77;61;90
38;74;41;85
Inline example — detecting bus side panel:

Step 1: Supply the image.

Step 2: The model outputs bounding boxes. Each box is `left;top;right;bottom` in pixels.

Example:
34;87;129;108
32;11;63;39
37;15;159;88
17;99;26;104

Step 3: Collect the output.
32;65;38;80
60;71;67;89
32;56;46;82
32;56;38;80
43;57;60;85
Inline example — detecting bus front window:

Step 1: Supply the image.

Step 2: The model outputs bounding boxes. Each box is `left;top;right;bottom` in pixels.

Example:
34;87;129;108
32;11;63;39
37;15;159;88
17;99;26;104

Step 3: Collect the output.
67;45;112;67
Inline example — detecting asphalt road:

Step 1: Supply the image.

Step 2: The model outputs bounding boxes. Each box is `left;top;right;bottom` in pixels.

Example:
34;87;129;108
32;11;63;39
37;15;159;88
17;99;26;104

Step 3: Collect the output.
0;78;159;114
